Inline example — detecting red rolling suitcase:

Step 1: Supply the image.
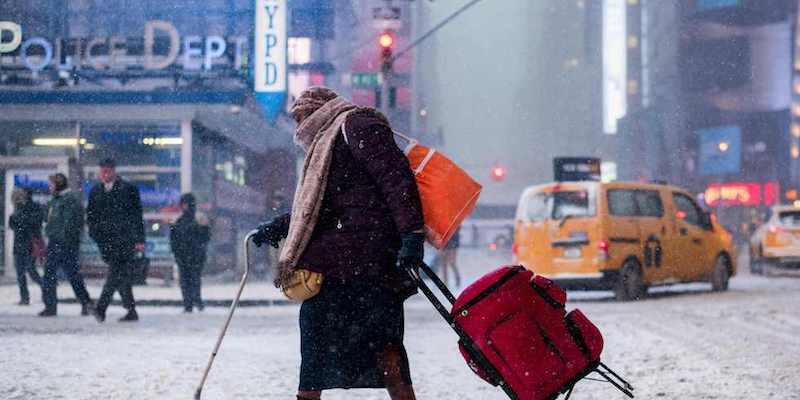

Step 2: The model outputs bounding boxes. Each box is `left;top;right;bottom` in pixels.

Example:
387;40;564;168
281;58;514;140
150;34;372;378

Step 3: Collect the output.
410;264;634;400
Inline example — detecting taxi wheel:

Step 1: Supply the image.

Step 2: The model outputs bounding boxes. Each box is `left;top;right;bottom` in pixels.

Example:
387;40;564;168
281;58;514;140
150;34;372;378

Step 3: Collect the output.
614;259;646;301
762;261;775;277
710;255;730;292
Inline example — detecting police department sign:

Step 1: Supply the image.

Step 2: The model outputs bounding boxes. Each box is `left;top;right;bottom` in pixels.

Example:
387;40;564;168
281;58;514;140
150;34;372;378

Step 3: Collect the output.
254;0;287;122
0;20;248;74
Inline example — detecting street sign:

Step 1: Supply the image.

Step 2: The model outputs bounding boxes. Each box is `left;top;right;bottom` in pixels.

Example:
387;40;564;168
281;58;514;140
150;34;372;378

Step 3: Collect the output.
372;7;401;20
371;6;403;30
554;157;601;182
351;72;381;88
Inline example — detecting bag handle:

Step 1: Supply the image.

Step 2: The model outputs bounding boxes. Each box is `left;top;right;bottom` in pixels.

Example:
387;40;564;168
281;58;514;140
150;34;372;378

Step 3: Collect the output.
343;123;432;171
392;130;437;175
392;130;420;155
392;130;416;144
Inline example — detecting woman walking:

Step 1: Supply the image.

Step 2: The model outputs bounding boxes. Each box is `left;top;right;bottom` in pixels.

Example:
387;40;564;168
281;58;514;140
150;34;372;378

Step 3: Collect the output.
9;188;45;305
253;86;425;400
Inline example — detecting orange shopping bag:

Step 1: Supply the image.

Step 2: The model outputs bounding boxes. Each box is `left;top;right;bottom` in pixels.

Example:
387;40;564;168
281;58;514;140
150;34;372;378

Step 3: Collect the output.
395;131;482;249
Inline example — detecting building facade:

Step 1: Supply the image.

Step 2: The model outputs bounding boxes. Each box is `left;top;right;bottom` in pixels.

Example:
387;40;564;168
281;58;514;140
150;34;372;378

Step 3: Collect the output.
618;0;796;238
0;0;330;278
413;0;605;210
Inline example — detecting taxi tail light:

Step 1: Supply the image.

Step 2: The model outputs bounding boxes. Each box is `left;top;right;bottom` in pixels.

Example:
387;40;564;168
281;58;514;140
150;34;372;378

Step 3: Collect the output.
512;243;519;255
598;240;610;261
768;225;784;234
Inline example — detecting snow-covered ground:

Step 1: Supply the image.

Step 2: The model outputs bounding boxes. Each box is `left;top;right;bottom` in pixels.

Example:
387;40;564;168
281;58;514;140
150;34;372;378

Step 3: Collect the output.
2;249;800;399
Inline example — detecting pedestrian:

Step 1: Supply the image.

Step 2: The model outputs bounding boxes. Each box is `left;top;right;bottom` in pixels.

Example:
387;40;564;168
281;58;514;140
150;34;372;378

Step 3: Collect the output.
439;227;462;288
39;173;94;317
169;193;211;313
87;158;145;322
252;86;425;400
9;188;44;305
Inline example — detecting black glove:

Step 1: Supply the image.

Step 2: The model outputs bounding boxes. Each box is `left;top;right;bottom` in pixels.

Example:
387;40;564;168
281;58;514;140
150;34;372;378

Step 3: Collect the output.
252;214;290;248
398;232;425;271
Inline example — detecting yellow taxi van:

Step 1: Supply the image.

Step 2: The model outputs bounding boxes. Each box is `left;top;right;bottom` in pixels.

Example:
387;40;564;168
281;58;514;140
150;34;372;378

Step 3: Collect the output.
512;181;736;300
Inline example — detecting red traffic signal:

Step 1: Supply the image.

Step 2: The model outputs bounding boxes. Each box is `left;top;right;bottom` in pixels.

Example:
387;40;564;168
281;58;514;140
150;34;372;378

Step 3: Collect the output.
379;31;394;72
379;32;394;49
491;165;507;181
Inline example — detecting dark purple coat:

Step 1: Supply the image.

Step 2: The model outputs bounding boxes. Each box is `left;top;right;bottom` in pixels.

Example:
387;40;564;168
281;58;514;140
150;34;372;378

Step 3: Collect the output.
292;109;424;290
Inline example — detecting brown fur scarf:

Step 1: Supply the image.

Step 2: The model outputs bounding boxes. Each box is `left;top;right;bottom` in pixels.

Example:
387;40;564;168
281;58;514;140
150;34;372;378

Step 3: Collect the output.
275;97;357;287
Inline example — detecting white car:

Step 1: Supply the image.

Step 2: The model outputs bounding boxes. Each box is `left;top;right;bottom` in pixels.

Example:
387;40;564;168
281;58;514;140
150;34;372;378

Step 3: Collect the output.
749;205;800;275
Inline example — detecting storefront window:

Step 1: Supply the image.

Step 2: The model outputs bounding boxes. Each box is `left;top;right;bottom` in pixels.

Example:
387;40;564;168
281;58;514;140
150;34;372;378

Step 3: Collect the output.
0;121;80;158
79;123;181;168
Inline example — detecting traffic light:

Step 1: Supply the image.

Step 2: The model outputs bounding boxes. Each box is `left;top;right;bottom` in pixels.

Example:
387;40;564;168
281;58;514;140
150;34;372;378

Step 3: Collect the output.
491;165;507;181
379;31;394;72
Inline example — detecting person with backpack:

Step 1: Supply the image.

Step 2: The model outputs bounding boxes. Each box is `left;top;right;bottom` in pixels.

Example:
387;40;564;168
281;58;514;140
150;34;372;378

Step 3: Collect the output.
252;86;424;400
169;193;211;313
9;188;45;305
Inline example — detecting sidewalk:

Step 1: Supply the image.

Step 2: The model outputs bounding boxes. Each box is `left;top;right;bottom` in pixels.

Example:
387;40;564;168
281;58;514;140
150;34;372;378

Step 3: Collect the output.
0;247;513;308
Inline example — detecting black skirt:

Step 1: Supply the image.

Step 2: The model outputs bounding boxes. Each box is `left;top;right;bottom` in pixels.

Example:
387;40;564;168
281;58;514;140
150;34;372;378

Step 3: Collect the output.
298;280;412;391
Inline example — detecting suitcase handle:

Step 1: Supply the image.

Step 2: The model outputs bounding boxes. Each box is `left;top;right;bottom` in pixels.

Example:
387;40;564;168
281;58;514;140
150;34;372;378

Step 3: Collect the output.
406;263;520;400
412;263;457;305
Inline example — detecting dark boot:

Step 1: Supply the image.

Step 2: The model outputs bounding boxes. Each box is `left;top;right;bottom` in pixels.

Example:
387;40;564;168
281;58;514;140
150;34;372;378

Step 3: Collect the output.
38;308;57;317
118;309;139;322
94;307;106;323
81;301;95;316
18;298;30;306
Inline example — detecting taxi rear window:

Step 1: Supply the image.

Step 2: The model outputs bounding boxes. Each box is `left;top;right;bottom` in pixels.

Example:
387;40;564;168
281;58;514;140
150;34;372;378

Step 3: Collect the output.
519;189;596;221
778;211;800;226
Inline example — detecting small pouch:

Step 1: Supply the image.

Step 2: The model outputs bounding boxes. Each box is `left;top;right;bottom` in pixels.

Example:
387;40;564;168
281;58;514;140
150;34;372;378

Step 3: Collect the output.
281;269;324;301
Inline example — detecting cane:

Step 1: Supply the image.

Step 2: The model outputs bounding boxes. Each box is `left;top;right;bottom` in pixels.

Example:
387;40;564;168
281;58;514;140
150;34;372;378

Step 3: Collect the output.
194;229;258;400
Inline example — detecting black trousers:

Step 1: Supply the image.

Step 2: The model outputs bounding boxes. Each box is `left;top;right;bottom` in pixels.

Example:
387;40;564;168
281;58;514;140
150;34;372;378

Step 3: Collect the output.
42;242;92;312
178;261;204;310
96;255;136;313
15;252;42;302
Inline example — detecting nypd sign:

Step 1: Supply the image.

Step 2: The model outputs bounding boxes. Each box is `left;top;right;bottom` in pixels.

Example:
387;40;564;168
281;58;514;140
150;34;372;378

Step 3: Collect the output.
254;0;287;122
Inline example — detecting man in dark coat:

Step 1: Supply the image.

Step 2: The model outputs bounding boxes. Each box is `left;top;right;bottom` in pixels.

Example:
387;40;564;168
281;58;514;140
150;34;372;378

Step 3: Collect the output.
40;173;93;317
252;87;425;400
9;188;44;305
87;158;145;322
169;193;211;313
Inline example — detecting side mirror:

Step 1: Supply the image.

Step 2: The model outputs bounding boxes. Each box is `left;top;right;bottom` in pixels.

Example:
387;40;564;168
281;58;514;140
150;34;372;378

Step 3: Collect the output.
701;211;714;231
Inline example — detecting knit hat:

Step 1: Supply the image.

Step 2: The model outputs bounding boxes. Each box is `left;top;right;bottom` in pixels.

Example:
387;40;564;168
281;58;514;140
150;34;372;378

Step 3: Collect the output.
289;86;339;122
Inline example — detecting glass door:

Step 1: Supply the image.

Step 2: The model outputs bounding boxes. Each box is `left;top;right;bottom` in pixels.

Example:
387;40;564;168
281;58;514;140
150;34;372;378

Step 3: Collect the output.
2;165;67;277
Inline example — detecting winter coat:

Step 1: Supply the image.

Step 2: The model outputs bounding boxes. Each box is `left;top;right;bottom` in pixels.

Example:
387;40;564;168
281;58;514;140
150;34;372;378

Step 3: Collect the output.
86;179;145;261
295;109;424;285
45;191;84;249
9;200;45;255
169;211;211;267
